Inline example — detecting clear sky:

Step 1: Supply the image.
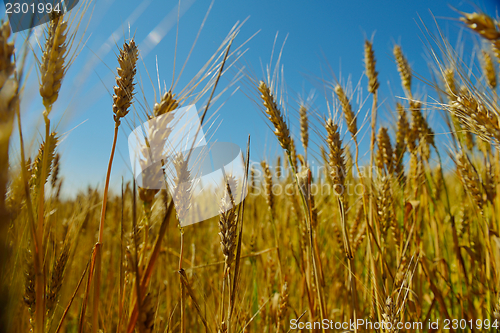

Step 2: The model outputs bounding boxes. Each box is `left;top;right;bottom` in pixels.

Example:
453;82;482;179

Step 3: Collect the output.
4;0;499;197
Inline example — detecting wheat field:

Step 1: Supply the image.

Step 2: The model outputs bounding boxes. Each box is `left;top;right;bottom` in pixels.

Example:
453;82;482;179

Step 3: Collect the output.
1;2;500;333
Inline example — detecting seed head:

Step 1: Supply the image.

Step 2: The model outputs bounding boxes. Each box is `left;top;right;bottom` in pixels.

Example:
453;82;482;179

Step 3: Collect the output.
364;40;379;93
113;39;139;124
335;85;357;137
259;81;291;151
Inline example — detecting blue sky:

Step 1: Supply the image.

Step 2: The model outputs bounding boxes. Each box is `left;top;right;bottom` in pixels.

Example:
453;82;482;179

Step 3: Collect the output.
5;0;499;197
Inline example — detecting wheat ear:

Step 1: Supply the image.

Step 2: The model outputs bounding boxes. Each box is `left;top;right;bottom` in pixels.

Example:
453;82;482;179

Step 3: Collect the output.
91;39;139;333
259;81;291;151
39;12;68;111
394;45;412;96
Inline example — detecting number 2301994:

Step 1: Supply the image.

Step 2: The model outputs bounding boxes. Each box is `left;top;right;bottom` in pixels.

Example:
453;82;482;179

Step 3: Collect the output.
6;1;62;14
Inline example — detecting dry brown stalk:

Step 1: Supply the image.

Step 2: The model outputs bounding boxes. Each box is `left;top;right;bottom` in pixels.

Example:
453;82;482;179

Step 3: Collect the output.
259;81;291;151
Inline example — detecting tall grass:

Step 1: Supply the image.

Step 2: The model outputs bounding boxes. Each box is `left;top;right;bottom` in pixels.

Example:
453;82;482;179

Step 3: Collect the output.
2;5;500;333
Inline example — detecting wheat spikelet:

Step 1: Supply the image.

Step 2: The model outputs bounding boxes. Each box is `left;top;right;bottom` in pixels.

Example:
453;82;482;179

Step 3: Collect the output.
39;12;68;110
394;45;412;95
113;39;139;124
139;92;179;204
364;40;379;93
461;12;500;40
50;153;60;190
218;174;238;275
310;193;318;229
332;222;344;253
484;164;497;202
482;50;497;89
349;203;364;244
23;248;36;314
456;152;484;210
335;85;357;137
325;119;346;199
410;101;434;159
250;167;256;194
376;127;394;175
46;243;70;311
0;21;15;90
395;103;409;181
352;220;366;254
299;105;309;153
433;165;443;199
276;155;282;179
261;161;274;213
382;296;399;333
172;152;193;222
450;89;500;145
259;81;291;151
138;293;155;333
30;132;59;194
376;176;394;240
289;138;298;172
153;90;179;117
394;256;408;290
0;20;16;231
443;67;457;102
277;282;288;322
461;12;500;62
